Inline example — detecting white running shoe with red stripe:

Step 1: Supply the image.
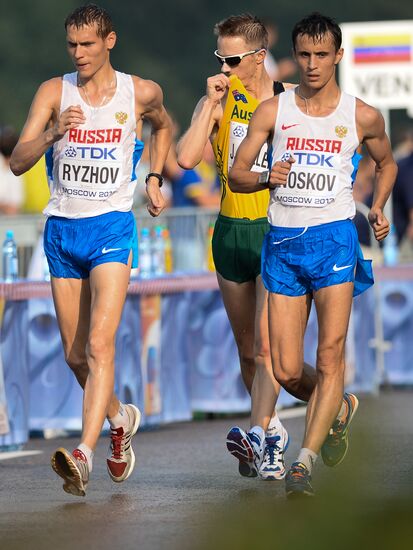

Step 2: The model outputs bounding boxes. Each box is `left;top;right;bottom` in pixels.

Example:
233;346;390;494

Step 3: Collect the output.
106;404;141;482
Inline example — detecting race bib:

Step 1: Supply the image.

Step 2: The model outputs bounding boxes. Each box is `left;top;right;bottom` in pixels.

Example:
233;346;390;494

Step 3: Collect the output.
58;144;123;201
228;121;269;173
274;151;342;208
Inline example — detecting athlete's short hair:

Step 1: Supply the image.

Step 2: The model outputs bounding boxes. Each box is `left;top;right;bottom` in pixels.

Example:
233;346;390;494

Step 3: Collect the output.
64;4;113;39
214;14;269;50
292;12;342;52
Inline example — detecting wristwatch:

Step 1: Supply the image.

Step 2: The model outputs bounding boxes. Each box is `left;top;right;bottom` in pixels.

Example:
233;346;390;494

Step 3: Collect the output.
258;170;269;186
145;172;164;187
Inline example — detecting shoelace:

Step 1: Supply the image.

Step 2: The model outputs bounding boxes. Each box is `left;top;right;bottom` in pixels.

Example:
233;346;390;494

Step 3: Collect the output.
110;429;126;459
265;437;282;465
289;465;309;482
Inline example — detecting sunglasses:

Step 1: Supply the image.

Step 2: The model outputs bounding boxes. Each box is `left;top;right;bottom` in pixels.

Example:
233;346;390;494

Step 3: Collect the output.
214;49;262;67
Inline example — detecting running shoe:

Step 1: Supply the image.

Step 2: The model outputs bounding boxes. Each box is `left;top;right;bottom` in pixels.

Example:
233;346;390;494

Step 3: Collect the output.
107;404;141;482
259;425;289;480
51;447;89;497
321;393;359;467
285;461;314;498
226;426;264;477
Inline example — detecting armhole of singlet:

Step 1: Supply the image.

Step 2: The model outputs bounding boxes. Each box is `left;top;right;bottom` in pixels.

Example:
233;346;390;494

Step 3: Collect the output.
272;81;285;96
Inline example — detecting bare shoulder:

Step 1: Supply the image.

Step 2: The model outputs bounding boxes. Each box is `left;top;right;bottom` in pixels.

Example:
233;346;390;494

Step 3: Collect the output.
132;75;163;107
35;77;63;105
356;97;384;138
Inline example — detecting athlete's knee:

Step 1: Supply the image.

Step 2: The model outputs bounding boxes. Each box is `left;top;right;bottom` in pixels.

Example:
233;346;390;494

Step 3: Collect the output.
274;363;302;393
254;340;271;367
86;333;115;365
316;340;346;375
65;348;87;376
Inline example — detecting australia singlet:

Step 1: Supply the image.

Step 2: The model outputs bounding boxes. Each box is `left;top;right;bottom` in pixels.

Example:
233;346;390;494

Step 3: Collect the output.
44;71;143;219
268;88;361;227
212;75;283;220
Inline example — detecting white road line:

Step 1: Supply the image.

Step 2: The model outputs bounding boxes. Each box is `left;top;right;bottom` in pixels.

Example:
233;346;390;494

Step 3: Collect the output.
0;450;43;461
278;406;307;420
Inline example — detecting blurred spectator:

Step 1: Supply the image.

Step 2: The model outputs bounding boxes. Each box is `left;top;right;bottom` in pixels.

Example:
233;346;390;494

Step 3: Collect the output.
392;125;413;162
262;19;296;82
22;156;50;213
166;118;220;208
133;121;172;208
0;125;24;214
392;138;413;256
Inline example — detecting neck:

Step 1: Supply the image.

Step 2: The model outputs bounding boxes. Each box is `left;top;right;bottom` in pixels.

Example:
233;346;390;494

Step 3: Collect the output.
296;78;341;116
244;70;274;100
77;64;115;89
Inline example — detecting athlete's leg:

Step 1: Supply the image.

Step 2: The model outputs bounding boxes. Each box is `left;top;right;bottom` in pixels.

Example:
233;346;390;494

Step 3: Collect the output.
79;258;132;451
302;282;354;453
50;277;120;420
268;291;313;400
251;276;280;429
216;272;257;393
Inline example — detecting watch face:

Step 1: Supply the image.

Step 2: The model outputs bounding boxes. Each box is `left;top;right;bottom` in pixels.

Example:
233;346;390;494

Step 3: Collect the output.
258;171;269;184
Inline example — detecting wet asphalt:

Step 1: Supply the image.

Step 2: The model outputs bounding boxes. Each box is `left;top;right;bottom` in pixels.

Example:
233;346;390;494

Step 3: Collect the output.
1;389;413;550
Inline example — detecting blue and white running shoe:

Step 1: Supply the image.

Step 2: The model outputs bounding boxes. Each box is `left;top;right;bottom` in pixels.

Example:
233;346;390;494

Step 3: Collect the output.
259;424;289;480
226;426;264;477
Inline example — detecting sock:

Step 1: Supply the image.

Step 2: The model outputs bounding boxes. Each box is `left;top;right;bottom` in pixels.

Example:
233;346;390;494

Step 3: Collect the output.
77;443;94;472
296;447;318;474
249;425;265;443
108;402;128;429
266;413;283;437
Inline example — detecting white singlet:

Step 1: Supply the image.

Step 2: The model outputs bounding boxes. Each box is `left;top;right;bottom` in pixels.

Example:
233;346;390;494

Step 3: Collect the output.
44;70;143;219
268;88;360;228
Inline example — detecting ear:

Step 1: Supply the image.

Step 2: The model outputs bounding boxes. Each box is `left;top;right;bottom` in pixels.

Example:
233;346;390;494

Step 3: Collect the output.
257;49;266;64
106;31;117;51
335;47;344;65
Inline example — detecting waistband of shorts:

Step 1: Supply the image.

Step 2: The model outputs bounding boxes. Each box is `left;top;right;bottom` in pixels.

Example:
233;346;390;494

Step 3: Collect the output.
47;210;133;226
269;218;352;237
217;213;268;226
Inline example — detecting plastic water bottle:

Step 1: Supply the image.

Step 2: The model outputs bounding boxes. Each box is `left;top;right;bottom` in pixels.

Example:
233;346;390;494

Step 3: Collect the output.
151;225;165;277
162;227;173;273
2;230;18;282
139;227;152;279
383;225;399;266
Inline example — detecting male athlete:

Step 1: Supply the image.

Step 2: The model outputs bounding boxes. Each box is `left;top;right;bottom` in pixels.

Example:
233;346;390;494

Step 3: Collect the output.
229;12;397;497
177;14;355;482
11;4;171;496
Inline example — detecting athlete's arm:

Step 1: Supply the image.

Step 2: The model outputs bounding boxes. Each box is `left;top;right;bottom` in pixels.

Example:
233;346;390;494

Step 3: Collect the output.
229;96;294;193
10;78;85;176
135;77;172;217
357;100;398;241
176;73;228;169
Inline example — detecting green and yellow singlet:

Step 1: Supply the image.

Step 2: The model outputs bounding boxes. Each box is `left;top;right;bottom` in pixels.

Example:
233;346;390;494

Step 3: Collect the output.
212;75;270;220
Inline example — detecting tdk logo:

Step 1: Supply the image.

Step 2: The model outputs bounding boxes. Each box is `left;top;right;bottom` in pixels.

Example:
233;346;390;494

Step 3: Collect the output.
232;90;248;103
65;147;118;160
294;152;335;167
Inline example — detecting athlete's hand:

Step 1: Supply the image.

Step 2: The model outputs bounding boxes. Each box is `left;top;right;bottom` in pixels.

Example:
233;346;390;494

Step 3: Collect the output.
268;155;295;188
206;74;230;104
146;180;166;217
368;207;390;241
52;105;85;141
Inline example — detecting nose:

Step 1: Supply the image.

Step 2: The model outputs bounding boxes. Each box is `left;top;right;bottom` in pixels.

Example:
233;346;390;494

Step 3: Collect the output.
308;54;317;70
221;63;231;75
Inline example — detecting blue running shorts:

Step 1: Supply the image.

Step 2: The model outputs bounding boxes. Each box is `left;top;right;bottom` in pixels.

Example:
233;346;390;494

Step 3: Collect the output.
44;210;138;279
261;219;374;297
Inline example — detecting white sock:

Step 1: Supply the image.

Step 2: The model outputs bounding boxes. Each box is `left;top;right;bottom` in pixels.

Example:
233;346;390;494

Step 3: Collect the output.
266;413;283;437
249;425;265;443
108;402;128;429
297;447;318;474
77;443;94;472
